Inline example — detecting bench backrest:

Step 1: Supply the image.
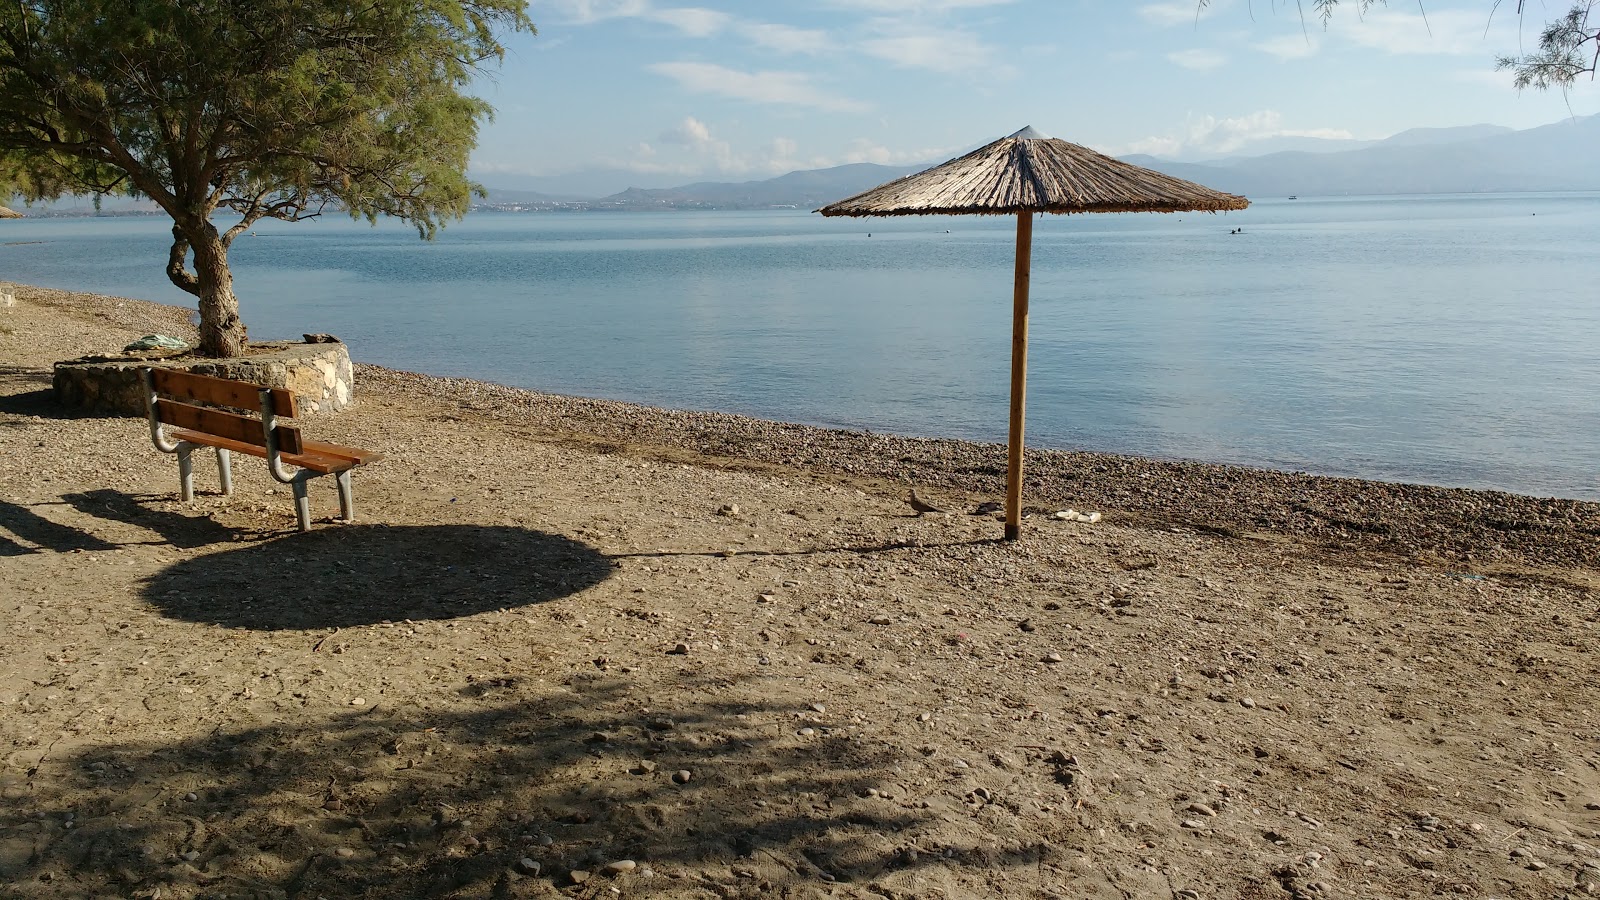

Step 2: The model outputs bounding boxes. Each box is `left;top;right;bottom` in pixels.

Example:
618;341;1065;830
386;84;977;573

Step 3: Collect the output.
149;369;304;454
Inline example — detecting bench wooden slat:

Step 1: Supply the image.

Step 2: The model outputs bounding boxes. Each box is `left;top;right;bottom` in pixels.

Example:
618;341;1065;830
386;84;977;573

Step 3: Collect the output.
167;428;357;475
152;368;296;417
156;399;305;455
300;439;386;466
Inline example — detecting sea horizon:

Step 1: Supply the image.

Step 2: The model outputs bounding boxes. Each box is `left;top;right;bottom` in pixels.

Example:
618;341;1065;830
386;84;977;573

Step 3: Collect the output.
4;191;1598;501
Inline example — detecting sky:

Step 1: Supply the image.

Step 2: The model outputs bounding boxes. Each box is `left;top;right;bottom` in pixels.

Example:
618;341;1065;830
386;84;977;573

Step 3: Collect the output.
467;0;1600;189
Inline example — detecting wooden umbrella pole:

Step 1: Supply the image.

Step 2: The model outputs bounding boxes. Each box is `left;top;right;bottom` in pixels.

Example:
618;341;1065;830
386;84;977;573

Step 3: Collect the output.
1005;211;1033;541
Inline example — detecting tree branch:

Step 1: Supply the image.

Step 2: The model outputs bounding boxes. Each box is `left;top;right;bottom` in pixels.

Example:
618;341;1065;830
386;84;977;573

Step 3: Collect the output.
165;226;199;297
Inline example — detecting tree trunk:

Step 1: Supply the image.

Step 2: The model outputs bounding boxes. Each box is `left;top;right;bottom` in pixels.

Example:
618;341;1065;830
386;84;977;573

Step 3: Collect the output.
187;223;247;358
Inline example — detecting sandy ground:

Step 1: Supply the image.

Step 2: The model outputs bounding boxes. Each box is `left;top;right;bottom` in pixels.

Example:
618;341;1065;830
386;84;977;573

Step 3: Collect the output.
2;283;1599;900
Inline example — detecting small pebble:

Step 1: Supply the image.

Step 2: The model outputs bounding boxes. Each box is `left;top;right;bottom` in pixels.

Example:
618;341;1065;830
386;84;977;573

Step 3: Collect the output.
1239;697;1256;709
868;616;892;626
667;643;689;655
516;858;541;876
673;770;692;784
184;792;198;802
1187;802;1217;817
601;860;637;876
569;869;591;885
1043;652;1063;663
1181;818;1208;830
350;698;366;706
335;847;355;859
811;702;826;713
798;727;815;737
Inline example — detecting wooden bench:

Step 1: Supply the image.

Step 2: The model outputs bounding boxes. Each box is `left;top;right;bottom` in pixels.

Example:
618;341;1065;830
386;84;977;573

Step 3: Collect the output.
142;368;384;532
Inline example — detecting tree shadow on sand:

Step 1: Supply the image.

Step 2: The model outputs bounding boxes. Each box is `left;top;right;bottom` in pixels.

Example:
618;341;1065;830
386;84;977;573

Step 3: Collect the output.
0;676;1053;899
141;525;616;629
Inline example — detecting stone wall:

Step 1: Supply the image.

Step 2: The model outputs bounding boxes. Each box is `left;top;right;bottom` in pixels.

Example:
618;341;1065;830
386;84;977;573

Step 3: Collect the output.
54;341;355;418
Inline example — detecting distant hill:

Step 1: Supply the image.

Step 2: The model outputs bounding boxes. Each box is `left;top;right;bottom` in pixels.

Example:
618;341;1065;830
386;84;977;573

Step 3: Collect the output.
1127;114;1600;198
590;163;919;210
14;116;1590;219
1188;123;1514;164
477;187;588;205
468;114;1597;212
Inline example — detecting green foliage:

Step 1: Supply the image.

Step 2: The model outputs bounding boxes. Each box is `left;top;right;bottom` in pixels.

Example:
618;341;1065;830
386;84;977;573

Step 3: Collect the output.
1497;3;1599;90
0;0;532;231
0;0;532;354
1199;1;1598;91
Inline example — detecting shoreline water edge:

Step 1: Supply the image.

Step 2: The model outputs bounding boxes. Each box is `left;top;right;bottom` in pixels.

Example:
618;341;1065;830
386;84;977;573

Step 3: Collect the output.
7;279;1597;572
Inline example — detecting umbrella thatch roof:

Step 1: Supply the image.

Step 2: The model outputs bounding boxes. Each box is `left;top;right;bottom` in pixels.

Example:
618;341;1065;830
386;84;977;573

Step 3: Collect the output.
0;205;22;219
818;126;1248;217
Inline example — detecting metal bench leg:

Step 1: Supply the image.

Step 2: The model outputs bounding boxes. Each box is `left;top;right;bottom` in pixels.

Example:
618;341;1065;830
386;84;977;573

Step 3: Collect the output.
335;470;354;522
216;448;233;496
292;478;311;533
177;446;195;502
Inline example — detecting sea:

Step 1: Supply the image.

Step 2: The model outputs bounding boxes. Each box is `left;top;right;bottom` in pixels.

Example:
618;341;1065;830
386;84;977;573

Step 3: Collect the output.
4;192;1598;501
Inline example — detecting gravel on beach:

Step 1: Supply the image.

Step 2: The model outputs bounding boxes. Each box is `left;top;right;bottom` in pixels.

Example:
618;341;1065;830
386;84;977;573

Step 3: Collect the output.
3;281;1598;900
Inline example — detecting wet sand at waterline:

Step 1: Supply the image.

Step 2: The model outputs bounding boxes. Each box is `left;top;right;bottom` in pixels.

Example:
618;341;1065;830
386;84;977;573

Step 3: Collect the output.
2;282;1598;898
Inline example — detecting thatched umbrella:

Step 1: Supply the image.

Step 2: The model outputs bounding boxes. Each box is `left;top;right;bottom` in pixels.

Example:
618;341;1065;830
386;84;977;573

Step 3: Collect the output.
818;126;1248;540
0;205;22;219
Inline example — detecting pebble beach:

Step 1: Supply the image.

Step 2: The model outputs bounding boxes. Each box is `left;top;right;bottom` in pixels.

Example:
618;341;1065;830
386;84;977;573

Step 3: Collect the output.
2;281;1599;899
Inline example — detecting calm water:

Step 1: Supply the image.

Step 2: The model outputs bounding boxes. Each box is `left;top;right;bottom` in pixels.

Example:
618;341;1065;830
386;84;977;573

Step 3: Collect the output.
4;194;1598;500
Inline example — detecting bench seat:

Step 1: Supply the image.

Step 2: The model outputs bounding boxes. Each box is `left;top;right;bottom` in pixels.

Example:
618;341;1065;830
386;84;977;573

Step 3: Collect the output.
144;367;383;532
166;428;384;474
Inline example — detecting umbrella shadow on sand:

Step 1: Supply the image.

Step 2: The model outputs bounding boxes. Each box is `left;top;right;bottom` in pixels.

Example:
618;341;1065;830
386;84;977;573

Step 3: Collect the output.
142;524;615;629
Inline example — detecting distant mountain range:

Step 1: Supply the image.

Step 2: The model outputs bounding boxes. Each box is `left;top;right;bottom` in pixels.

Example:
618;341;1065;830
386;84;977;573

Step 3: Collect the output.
476;114;1600;211
11;115;1595;217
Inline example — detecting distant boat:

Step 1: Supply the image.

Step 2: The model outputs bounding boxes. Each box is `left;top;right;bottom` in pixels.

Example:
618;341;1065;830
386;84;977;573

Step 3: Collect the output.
1287;195;1298;200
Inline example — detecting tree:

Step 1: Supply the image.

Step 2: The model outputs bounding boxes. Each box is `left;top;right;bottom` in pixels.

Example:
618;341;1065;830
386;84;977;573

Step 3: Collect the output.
0;0;534;357
1200;1;1598;90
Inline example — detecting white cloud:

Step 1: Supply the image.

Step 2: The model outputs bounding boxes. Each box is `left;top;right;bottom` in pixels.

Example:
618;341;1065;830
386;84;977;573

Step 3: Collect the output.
649;62;870;112
540;0;651;25
1168;48;1227;70
1115;110;1356;157
825;0;1015;11
739;22;831;54
1138;0;1229;27
606;129;837;177
860;23;998;73
646;6;730;37
840;138;957;166
1332;9;1514;56
659;116;714;145
542;2;834;56
1255;33;1320;60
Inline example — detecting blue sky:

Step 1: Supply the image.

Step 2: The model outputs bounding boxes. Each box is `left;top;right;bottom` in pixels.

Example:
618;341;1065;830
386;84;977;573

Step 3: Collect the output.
467;1;1600;186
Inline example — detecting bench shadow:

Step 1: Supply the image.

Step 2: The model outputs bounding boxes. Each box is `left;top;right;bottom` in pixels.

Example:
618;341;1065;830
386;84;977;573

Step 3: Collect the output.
61;489;236;548
141;524;615;630
0;498;119;552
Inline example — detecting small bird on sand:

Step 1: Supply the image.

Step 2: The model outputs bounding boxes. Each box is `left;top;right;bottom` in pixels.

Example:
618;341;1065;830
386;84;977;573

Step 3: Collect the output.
908;489;943;516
